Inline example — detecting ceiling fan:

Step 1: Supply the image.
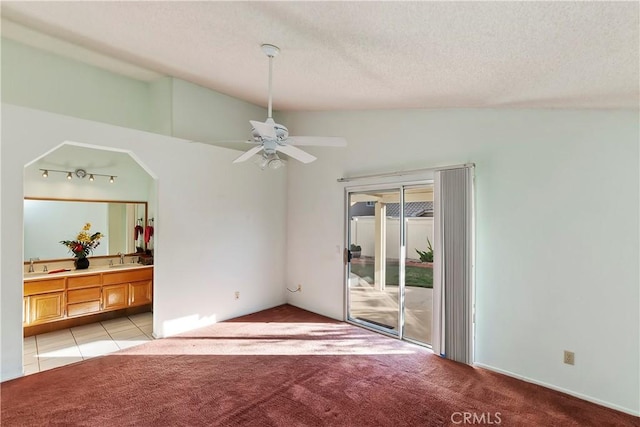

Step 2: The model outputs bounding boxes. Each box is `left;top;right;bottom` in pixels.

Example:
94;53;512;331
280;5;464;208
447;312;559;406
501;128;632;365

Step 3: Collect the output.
233;44;346;169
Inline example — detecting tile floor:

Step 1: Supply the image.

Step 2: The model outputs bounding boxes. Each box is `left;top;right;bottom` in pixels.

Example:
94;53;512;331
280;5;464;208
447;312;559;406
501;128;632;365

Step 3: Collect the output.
23;312;153;375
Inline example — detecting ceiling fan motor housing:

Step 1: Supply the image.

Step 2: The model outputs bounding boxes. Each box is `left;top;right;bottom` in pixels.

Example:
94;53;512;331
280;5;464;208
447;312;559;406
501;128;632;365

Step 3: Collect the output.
275;124;288;142
262;139;278;155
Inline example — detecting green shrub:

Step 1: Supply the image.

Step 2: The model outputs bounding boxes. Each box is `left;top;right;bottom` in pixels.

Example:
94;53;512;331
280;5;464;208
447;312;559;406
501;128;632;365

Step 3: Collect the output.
415;238;434;262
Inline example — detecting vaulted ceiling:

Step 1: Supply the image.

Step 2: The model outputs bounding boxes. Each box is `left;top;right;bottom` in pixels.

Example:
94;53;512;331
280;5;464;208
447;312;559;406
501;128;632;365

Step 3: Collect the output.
2;1;638;111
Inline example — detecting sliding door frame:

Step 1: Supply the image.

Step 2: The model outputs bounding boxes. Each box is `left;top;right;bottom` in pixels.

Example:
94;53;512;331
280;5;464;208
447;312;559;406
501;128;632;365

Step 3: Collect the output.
343;179;433;343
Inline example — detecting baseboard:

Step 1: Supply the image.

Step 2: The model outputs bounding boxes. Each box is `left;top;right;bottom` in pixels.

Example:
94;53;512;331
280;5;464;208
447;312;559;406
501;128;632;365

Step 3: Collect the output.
473;362;639;417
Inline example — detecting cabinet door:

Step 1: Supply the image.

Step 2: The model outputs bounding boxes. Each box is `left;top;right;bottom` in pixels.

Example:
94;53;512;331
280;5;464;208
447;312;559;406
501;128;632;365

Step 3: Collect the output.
102;284;129;311
23;297;29;325
29;292;64;324
129;280;152;307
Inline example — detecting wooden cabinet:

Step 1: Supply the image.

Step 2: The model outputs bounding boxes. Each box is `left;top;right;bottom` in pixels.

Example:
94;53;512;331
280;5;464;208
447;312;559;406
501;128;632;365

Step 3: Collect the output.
129;280;152;306
103;268;152;309
102;284;129;311
23;297;29;324
25;278;65;296
24;277;66;326
67;287;102;317
67;274;102;317
29;292;65;324
67;274;101;289
67;273;102;317
23;267;153;331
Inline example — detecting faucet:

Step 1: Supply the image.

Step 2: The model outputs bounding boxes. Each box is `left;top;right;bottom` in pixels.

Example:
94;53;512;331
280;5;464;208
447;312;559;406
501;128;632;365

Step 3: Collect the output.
118;252;125;264
28;257;39;273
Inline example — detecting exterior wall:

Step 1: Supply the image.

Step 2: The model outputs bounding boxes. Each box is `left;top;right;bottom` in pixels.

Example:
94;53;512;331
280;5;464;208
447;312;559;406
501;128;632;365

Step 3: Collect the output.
350;217;434;259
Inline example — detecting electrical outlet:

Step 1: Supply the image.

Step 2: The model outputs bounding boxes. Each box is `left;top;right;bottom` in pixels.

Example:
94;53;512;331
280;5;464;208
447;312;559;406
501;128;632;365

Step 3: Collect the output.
563;350;575;365
234;291;240;300
297;284;302;292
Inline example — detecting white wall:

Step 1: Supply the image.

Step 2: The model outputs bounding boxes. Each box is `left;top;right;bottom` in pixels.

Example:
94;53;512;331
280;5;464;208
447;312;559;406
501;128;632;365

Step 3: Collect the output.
171;79;267;143
282;109;639;414
1;105;287;381
1;39;152;132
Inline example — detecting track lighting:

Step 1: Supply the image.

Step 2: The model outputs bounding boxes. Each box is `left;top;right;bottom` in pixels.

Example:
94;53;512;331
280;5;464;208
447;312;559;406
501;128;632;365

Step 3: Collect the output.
38;168;117;183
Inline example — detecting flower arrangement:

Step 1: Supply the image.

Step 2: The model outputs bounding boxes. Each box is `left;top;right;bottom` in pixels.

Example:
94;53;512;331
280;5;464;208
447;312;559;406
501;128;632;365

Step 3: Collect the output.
60;223;103;258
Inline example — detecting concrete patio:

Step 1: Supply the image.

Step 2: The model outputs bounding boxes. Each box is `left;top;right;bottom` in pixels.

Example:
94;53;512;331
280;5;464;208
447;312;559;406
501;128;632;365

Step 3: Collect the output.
348;273;433;345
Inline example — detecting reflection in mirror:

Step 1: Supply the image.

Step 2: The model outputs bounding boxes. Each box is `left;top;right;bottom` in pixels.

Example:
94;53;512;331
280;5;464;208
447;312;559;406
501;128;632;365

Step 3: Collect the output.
24;198;147;261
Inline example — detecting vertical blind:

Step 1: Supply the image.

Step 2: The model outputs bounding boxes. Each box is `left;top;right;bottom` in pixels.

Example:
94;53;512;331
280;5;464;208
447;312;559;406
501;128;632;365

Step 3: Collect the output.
432;166;474;364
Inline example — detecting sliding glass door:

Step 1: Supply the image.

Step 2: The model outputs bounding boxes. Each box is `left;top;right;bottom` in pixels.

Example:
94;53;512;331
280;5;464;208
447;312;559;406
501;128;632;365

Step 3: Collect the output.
346;184;434;346
346;189;401;335
401;186;434;345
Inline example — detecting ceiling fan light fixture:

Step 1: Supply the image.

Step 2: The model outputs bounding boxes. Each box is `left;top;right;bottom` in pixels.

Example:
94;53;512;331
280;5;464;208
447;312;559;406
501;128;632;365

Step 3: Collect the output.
255;153;284;170
268;154;284;170
66;172;73;180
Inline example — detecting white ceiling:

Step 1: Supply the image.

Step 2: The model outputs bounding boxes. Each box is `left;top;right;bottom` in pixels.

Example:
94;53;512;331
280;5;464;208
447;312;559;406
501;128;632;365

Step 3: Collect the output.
2;1;639;111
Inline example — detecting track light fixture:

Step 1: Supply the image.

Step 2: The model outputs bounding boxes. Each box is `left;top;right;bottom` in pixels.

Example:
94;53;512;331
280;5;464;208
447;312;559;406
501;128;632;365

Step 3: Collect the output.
39;168;117;183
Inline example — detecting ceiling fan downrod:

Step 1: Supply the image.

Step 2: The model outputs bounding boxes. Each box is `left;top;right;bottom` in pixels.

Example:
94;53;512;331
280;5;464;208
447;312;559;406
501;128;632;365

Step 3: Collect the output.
261;44;280;119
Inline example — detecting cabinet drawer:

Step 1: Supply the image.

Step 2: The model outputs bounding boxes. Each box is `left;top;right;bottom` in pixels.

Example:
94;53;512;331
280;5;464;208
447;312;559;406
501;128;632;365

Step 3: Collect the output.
24;278;65;296
67;301;101;317
102;268;152;285
68;274;101;289
68;287;101;304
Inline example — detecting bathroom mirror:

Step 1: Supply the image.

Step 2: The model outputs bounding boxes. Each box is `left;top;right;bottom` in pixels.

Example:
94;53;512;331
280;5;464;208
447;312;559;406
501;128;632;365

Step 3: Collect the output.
24;197;147;261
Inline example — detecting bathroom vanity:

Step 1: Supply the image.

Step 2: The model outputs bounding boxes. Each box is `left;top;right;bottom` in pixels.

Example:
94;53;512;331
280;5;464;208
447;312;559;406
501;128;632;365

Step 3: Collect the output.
23;264;153;336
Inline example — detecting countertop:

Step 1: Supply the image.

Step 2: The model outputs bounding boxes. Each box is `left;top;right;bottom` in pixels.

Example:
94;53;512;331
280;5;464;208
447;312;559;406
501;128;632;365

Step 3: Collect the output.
24;263;153;281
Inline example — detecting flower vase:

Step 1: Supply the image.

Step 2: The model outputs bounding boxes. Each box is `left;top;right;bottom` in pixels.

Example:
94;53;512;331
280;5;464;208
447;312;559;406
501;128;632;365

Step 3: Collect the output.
75;257;90;270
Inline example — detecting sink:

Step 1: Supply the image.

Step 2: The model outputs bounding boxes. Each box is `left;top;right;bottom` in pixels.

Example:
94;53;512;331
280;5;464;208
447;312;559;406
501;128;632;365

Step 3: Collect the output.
109;264;141;269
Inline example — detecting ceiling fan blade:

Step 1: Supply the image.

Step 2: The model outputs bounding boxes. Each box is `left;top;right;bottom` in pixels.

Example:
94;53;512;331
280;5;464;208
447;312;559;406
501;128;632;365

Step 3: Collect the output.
233;145;264;163
276;144;317;164
250;120;276;139
286;136;347;147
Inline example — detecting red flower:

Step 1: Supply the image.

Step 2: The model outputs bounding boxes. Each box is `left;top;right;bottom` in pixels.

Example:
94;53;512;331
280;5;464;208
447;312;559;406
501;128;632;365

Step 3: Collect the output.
74;244;84;253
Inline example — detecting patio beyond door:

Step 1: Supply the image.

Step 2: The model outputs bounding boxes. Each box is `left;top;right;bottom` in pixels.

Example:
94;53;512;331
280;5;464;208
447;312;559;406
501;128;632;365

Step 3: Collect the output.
347;189;401;335
346;185;434;346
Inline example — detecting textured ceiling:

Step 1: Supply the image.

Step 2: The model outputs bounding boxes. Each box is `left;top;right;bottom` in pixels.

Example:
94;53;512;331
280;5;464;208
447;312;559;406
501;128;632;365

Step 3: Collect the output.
2;1;639;110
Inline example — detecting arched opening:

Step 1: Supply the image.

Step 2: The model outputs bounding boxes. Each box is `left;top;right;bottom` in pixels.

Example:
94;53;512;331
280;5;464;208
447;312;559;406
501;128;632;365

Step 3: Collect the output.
22;142;157;374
